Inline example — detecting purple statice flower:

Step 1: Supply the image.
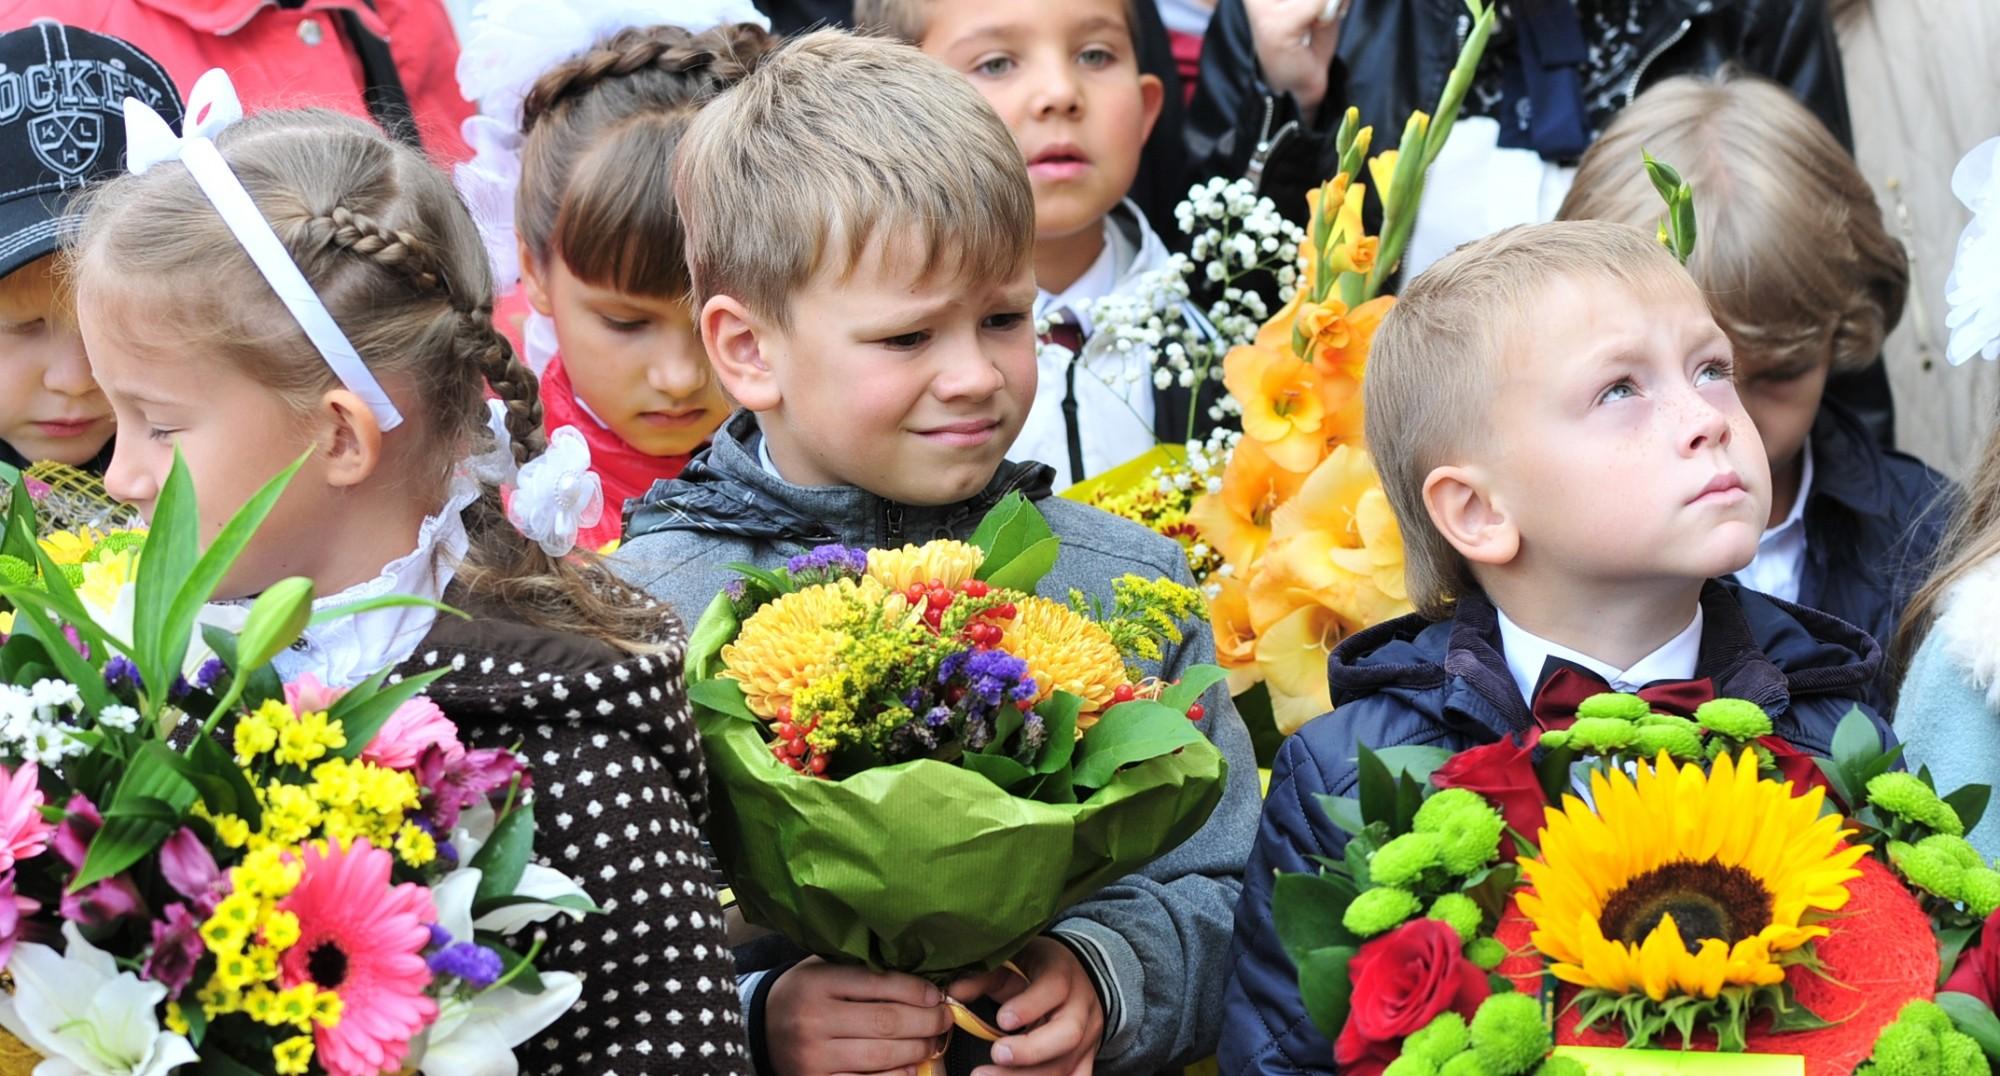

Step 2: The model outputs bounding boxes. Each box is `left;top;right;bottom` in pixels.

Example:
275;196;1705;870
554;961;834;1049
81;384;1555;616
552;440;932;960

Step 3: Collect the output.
103;655;142;692
192;658;226;692
428;939;504;988
427;923;453;950
924;706;951;729
956;649;1033;709
723;578;748;602
784;544;870;580
1022;711;1048;752
145;902;205;997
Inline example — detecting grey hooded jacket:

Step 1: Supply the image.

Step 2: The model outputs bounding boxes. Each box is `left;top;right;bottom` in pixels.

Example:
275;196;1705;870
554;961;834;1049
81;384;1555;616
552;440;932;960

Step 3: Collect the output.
613;411;1261;1072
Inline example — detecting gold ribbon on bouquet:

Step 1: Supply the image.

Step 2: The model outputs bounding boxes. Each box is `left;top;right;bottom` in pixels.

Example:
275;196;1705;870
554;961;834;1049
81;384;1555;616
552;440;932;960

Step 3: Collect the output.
918;961;1024;1076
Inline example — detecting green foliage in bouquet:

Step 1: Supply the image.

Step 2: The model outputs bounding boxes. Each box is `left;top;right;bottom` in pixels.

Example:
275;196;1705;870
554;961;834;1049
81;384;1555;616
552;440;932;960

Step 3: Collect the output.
684;493;1230;974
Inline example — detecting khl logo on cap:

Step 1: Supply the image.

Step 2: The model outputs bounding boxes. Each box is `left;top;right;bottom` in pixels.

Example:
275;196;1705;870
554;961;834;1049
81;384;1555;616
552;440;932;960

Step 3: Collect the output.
29;109;101;177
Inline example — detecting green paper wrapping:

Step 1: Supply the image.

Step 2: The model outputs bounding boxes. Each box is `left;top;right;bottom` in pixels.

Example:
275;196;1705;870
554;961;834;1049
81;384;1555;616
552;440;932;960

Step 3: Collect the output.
688;593;1229;975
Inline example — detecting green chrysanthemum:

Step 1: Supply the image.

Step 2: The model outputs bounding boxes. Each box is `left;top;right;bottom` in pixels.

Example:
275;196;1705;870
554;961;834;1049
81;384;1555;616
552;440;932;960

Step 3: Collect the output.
1466;936;1507;970
1575;693;1651;722
1343;886;1422;937
1869;772;1965;836
1415;789;1506;875
1919;833;1983;871
1471;992;1551;1075
1404;1013;1470;1066
1887;840;1964;901
1565;716;1639;752
1693;699;1773;740
1371;832;1446;887
1963;869;2000;918
1633;722;1703;762
1428;892;1483;942
87;530;146;560
1439;1054;1489;1076
1535;1060;1588;1076
0;555;35;588
1383;1057;1440;1076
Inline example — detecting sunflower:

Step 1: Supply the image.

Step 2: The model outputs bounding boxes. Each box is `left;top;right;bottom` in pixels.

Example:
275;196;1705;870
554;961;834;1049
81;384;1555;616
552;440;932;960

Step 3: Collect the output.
722;577;893;720
1518;748;1865;1003
866;540;986;592
1000;596;1126;725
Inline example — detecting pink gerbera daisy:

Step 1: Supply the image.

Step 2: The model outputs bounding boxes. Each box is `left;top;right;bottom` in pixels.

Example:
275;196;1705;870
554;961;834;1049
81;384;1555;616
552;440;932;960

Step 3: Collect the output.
0;762;52;871
277;838;438;1076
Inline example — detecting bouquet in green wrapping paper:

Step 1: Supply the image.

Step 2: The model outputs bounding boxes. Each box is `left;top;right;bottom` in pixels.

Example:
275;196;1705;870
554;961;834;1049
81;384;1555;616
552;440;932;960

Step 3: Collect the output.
685;492;1229;980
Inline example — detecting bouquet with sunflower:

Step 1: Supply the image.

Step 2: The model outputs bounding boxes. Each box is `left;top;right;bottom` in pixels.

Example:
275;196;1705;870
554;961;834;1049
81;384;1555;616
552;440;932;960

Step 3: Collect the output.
1274;696;2000;1076
0;451;591;1076
685;493;1229;987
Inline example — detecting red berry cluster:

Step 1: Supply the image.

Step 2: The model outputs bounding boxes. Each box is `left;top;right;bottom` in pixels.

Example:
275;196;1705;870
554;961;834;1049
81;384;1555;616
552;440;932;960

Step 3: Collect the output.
900;578;1018;642
770;703;829;777
1107;680;1206;721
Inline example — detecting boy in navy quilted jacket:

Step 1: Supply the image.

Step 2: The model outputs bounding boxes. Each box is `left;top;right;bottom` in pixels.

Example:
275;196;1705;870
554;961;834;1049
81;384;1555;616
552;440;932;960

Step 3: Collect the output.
1217;220;1896;1074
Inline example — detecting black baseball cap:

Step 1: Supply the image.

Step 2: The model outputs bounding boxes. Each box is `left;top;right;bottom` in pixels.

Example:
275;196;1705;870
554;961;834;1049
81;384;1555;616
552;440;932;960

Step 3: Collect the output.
0;20;183;279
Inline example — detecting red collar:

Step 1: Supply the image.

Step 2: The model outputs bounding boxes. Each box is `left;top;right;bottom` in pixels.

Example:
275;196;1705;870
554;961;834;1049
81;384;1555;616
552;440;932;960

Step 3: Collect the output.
539;356;694;547
132;0;388;38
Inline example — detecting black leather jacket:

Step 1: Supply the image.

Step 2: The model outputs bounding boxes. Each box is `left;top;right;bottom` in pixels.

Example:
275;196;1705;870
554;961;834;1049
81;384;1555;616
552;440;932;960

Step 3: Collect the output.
1188;0;1853;214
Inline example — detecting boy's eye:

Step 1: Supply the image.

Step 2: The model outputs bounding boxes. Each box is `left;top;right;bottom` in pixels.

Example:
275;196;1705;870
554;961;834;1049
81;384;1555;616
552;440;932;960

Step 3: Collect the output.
599;314;647;333
984;312;1028;332
880;330;930;350
1695;359;1735;385
0;319;44;336
973;55;1014;77
1078;46;1117;67
1597;378;1638;405
146;427;178;442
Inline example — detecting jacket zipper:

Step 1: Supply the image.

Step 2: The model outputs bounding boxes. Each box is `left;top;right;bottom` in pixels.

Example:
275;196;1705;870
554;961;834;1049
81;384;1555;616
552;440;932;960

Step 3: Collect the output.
1625;18;1692;106
1244;95;1297;192
884;503;905;545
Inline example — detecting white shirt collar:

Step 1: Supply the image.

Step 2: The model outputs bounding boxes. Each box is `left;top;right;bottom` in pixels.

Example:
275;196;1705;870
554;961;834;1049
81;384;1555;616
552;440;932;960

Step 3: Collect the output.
1768;442;1814;538
1495;605;1705;707
207;472;479;688
1735;443;1815;603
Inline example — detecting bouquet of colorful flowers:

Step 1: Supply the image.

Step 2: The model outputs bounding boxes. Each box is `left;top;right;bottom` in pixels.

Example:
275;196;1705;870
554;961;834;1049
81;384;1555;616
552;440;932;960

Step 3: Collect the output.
1272;697;2000;1076
684;494;1228;1010
0;460;140;538
0;452;589;1075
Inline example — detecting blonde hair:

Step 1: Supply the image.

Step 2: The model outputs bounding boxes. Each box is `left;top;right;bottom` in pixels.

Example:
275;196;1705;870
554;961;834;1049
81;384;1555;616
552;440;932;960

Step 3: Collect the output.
0;255;73;330
1559;72;1907;378
1366;221;1697;619
854;0;1139;47
516;22;773;299
1897;430;1997;670
674;29;1034;327
71;108;667;650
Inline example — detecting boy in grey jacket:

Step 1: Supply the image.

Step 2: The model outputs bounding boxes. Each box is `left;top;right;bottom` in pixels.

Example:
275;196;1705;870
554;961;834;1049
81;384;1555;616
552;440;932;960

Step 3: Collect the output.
612;29;1259;1076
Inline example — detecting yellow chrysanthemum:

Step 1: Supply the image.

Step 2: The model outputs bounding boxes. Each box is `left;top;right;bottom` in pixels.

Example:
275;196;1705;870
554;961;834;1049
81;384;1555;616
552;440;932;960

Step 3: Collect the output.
723;577;892;720
866;540;986;592
1518;749;1866;1002
1000;596;1125;724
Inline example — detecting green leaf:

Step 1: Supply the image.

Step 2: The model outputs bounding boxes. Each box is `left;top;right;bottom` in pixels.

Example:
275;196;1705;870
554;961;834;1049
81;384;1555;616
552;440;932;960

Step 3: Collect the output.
328;667;451;760
235;576;314;672
1812;757;1860;815
470;801;536;908
1070;699;1206;789
1314;793;1367;837
1643;149;1684;203
308;593;464;629
479;938;546;996
1156;665;1229;714
1297;945;1357;1040
687;677;758;724
191;1051;266;1076
970;494;1056;588
1235;681;1283;770
183;997;208;1048
1947;784;1993;836
1273;873;1359;965
984;702;1026;755
2;591;112;713
1536;742;1578;805
685;593;742;680
1938;924;1981;984
1394;768;1426;834
0;479;35;563
1355;745;1397;829
153;450;308;706
199;624;284;712
1030;692;1083;775
1939;992;2000;1059
73;741;197;890
102;795;182;825
982;536;1060;594
962;752;1035;793
1373;746;1454;788
182;732;262;827
1830;706;1881;772
967;492;1033;556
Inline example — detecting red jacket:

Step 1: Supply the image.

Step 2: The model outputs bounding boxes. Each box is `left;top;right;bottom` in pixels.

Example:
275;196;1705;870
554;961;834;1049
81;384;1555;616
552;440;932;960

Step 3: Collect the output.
2;0;475;163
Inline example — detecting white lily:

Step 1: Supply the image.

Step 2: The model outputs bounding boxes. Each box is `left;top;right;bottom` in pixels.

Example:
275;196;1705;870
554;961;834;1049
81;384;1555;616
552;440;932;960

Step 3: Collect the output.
0;922;198;1076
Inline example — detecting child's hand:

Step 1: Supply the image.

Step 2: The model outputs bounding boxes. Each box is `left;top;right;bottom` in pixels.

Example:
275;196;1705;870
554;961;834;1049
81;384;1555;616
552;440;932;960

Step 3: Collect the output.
949;937;1104;1076
766;958;952;1076
1243;0;1348;119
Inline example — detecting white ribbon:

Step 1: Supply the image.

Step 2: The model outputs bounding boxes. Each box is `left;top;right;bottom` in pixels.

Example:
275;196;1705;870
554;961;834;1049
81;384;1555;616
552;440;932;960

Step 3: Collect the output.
505;426;603;557
1947;136;2000;366
124;69;405;431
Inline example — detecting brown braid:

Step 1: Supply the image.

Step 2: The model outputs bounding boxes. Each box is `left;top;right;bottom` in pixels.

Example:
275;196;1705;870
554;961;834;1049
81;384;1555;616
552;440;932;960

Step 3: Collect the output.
469;315;546;466
520;23;769;133
315;205;444;292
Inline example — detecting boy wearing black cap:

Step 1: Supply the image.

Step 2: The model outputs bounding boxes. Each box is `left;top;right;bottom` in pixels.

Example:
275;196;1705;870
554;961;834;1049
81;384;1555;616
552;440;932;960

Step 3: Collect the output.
0;20;181;472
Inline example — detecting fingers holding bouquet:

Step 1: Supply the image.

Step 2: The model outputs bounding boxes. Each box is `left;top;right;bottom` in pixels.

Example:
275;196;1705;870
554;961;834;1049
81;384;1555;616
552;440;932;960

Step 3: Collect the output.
949;937;1103;1076
767;958;954;1076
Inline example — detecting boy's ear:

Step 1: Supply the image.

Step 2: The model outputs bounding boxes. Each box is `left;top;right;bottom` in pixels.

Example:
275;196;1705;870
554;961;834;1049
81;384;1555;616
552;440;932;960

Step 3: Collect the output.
517;242;554;318
701;295;781;412
1136;72;1165;146
317;388;385;489
1422;464;1519;568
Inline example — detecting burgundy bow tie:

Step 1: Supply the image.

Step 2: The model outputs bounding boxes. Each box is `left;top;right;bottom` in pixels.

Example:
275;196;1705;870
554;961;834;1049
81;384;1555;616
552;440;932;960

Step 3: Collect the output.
1529;658;1716;731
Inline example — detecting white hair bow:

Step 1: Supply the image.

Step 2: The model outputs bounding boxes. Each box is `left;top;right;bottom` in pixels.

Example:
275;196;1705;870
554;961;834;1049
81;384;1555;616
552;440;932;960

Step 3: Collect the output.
1948;137;2000;366
124;69;405;430
471;401;604;556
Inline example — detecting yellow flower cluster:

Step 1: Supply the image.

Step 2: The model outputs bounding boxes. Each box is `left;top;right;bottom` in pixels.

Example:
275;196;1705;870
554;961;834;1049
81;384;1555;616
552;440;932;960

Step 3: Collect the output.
190;846;343;1065
205;711;432;868
234;699;346;768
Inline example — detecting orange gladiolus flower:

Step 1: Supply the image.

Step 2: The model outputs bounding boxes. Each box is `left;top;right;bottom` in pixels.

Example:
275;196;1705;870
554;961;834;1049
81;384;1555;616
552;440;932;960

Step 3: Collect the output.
1225;343;1328;472
1255;603;1343;734
1186;437;1304;571
1207;574;1263;695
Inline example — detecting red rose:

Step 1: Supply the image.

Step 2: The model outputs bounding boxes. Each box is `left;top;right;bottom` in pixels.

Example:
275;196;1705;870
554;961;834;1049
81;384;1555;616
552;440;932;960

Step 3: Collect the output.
1945;908;2000;1008
1432;733;1548;861
1335;918;1491;1075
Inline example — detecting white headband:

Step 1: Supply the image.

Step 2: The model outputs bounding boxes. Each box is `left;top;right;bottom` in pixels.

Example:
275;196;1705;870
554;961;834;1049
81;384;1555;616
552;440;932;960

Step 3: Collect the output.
124;69;405;431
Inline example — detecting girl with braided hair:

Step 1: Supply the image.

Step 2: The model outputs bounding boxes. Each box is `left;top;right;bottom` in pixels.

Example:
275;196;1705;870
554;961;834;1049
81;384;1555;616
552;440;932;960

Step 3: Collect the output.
454;2;774;550
68;86;749;1073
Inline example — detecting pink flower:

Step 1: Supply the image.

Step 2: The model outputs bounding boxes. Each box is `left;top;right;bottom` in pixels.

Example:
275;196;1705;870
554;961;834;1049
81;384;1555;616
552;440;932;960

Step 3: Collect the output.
159;827;225;914
277;838;438;1076
0;873;37;968
283;673;346;714
0;763;52;871
359;696;464;771
145;902;204;997
52;795;146;928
